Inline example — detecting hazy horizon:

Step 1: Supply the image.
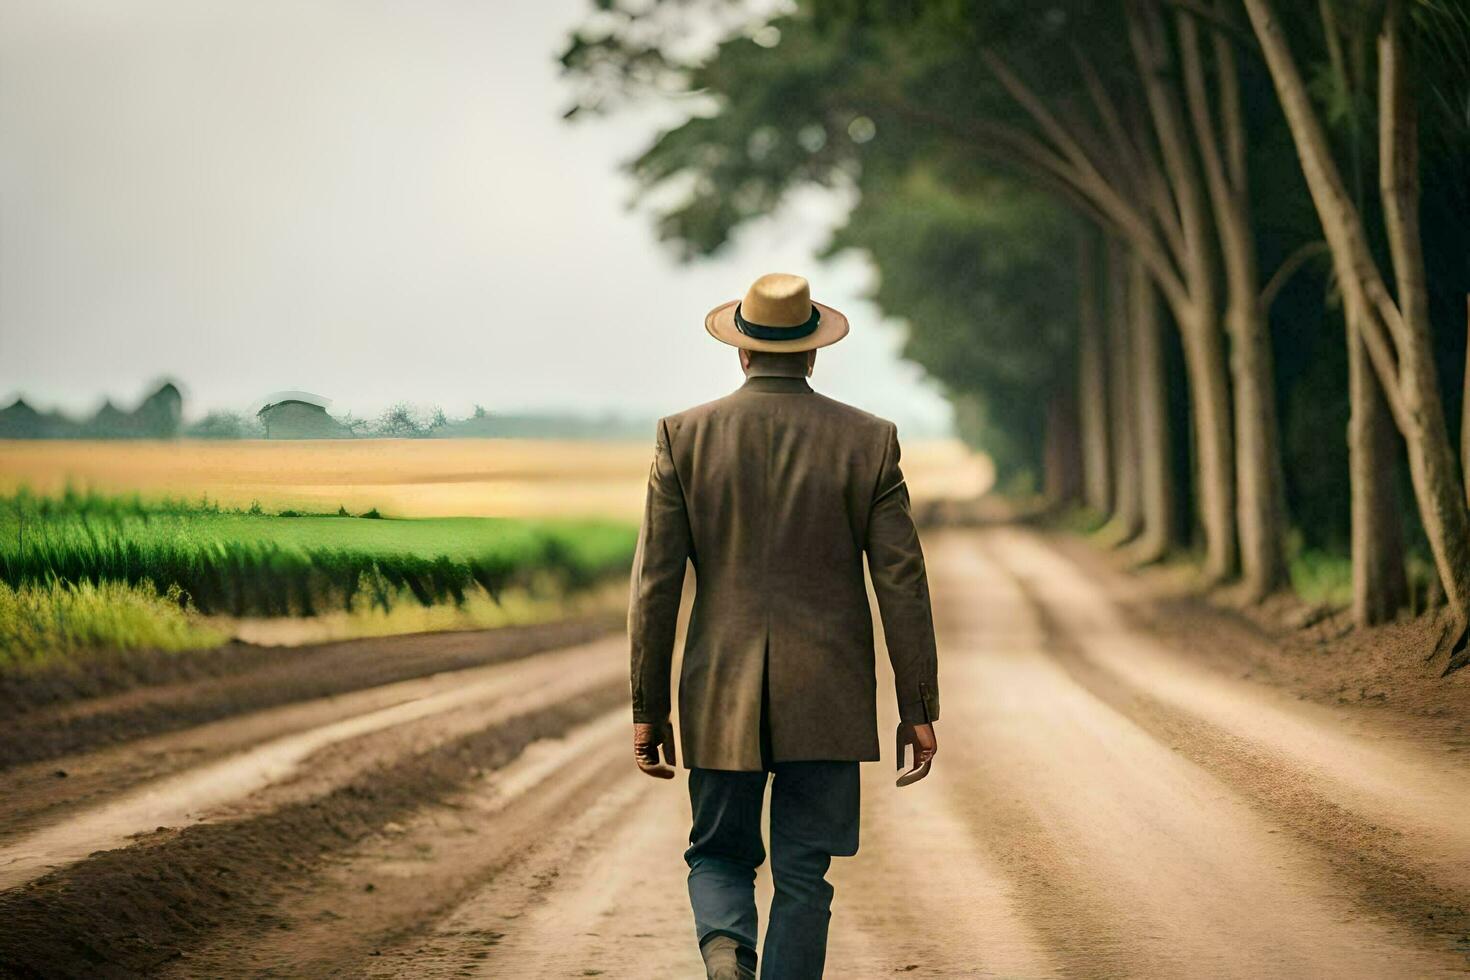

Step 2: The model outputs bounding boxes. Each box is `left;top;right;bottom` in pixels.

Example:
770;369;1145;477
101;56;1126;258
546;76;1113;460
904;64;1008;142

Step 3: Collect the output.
0;0;954;437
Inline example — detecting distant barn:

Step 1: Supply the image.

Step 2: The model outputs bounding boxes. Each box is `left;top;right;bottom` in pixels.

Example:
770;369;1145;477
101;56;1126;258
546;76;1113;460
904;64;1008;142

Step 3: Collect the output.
256;392;349;439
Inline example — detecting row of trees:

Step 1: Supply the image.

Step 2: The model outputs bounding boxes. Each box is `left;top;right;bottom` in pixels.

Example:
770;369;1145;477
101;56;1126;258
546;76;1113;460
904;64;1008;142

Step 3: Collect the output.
189;403;456;439
563;0;1470;666
196;403;654;440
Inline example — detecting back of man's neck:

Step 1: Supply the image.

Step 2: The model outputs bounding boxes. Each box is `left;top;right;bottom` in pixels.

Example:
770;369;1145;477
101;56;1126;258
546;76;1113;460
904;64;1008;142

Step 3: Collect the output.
743;352;809;378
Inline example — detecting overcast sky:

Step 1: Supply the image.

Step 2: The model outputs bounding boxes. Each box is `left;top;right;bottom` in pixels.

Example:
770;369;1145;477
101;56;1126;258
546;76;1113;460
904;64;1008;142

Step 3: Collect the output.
0;0;952;434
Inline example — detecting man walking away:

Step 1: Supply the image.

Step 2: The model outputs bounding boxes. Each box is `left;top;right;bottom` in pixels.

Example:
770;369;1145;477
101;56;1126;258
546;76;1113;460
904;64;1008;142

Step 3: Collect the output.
629;273;940;979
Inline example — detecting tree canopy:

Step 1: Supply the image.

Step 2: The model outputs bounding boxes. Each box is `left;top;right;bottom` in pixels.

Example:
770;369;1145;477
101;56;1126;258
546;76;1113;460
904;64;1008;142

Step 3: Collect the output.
563;0;1470;662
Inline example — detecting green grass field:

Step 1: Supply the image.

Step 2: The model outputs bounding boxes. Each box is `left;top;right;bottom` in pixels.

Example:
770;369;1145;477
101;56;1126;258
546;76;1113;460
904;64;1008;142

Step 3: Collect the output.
0;490;637;625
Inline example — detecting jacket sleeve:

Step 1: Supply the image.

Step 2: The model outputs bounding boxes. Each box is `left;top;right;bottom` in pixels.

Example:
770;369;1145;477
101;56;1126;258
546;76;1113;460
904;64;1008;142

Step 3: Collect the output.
628;417;692;725
866;423;940;725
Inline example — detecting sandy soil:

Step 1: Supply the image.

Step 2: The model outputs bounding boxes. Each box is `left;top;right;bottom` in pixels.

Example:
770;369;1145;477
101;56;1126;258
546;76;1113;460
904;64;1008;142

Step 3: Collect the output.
2;526;1467;978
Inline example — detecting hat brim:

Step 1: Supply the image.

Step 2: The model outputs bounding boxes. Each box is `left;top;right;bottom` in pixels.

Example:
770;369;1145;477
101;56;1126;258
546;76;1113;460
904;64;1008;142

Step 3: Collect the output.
704;299;849;352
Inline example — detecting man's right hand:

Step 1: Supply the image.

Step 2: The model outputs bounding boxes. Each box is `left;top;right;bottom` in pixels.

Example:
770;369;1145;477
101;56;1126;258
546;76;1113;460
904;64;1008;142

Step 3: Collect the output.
633;722;677;779
896;722;937;786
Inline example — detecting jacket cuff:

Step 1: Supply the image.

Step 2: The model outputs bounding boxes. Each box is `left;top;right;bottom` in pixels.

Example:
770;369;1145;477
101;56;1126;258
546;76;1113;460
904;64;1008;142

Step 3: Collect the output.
898;682;939;725
632;707;670;726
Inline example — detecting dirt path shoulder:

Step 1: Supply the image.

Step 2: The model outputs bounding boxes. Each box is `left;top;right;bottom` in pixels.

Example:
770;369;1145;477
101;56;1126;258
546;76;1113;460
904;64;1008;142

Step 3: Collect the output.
0;613;620;771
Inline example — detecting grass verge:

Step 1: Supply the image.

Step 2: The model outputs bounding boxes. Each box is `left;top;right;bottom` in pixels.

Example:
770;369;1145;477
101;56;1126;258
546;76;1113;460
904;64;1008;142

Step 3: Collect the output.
0;579;226;669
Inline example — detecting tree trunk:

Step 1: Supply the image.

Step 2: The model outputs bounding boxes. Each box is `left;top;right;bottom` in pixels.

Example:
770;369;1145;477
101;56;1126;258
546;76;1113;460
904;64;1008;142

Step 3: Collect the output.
1376;2;1470;656
1178;313;1237;579
1078;228;1112;515
1106;238;1142;541
1129;1;1236;582
1131;253;1174;562
1226;297;1289;598
1349;309;1408;624
1462;295;1469;508
1244;0;1470;653
1043;386;1083;507
980;19;1236;572
1179;7;1289;598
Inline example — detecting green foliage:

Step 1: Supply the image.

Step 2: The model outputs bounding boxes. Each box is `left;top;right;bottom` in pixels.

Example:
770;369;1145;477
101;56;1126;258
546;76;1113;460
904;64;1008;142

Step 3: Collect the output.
827;170;1076;478
376;402;430;438
561;0;1470;557
0;492;638;619
1285;533;1439;611
829;173;1075;389
186;410;262;440
1287;548;1354;609
1047;503;1110;536
0;579;226;668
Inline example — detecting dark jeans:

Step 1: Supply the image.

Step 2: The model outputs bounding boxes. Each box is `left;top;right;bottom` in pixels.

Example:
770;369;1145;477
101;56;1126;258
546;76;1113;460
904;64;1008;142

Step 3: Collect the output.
685;762;860;980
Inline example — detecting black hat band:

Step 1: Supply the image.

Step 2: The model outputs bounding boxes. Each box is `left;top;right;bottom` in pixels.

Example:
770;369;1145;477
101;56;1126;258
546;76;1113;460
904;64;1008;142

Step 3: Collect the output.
734;303;821;341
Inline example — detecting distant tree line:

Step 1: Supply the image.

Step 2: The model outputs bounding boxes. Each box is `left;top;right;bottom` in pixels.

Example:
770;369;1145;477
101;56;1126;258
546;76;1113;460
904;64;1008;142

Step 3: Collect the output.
0;383;184;439
0;383;655;442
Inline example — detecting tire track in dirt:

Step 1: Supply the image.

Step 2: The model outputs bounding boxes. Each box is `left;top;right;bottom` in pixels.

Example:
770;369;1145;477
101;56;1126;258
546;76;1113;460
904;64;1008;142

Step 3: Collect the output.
0;638;625;890
992;527;1470;859
986;526;1470;955
823;746;1061;979
389;745;699;979
0;680;626;978
0;624;622;844
921;532;1464;978
821;541;1062;978
0;615;621;770
163;711;687;979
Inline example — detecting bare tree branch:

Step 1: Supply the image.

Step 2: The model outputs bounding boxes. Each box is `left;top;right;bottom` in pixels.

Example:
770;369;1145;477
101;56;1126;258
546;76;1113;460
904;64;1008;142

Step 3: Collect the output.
979;48;1191;311
1180;11;1234;218
1463;295;1470;509
1212;0;1248;190
1162;0;1259;50
1124;93;1190;263
1059;100;1136;197
1378;0;1430;346
1128;0;1215;313
1072;44;1187;260
1259;240;1329;309
980;49;1102;181
1072;43;1145;176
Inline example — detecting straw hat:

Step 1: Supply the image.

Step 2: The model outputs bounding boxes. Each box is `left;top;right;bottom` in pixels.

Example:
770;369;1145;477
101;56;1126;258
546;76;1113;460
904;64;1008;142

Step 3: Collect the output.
704;273;850;352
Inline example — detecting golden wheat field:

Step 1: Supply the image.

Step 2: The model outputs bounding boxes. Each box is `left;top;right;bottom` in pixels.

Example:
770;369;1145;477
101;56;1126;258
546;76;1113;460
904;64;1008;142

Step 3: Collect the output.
0;439;993;519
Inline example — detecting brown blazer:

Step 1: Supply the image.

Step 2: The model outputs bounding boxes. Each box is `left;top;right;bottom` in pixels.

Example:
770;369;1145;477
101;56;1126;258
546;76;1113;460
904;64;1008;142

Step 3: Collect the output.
629;370;940;771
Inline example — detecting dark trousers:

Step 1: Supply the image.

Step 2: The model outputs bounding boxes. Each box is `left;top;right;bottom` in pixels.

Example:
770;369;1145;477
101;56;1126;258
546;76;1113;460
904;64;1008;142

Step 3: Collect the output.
685;762;860;979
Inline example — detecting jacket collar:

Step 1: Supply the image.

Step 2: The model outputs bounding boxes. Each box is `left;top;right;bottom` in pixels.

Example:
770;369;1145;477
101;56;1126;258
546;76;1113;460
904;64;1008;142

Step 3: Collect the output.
741;375;813;394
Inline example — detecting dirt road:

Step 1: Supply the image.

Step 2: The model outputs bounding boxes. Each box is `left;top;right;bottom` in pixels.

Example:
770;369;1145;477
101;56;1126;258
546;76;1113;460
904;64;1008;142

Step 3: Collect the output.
3;527;1468;978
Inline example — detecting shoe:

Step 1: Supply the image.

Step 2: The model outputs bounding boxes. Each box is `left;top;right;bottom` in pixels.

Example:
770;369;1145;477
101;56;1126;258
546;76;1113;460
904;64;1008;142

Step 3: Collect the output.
700;934;757;979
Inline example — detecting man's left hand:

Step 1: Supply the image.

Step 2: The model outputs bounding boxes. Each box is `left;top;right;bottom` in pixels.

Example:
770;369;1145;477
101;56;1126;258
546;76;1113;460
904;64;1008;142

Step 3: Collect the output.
896;722;937;787
633;722;677;779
